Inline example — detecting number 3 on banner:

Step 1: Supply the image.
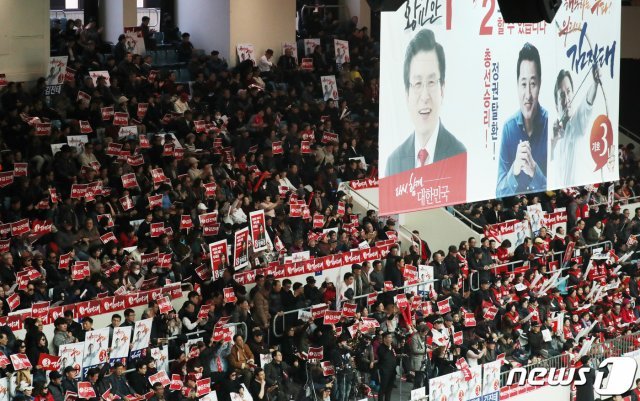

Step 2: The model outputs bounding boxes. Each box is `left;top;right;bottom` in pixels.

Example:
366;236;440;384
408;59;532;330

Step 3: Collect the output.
480;0;495;35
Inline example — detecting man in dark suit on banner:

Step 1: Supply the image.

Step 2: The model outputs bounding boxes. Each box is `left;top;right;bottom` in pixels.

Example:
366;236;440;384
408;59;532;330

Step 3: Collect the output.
385;28;466;178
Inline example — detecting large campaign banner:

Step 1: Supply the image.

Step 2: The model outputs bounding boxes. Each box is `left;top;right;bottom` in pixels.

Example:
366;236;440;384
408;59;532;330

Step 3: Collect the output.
379;1;620;214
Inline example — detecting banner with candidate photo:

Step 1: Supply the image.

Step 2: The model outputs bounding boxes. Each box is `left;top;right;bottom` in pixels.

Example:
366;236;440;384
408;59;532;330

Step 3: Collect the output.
110;326;132;363
233;227;250;270
82;328;110;370
124;27;146;56
59;342;85;374
249;210;268;252
379;1;620;215
131;318;153;352
45;56;68;95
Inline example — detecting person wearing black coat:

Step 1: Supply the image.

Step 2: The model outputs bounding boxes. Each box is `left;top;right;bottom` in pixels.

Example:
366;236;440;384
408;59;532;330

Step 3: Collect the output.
61;366;79;394
575;355;605;401
376;333;398;401
217;370;243;401
126;360;151;395
383;256;404;304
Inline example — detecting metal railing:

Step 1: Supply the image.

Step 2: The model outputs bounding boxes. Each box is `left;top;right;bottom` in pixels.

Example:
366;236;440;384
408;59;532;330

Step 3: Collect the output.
136;8;160;28
344;184;422;251
621;124;640;145
50;9;85;24
122;321;248;373
299;4;346;30
271;278;438;338
499;331;640;388
450;207;484;232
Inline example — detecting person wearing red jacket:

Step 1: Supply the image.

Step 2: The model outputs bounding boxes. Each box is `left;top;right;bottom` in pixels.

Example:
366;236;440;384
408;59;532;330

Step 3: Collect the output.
620;299;636;324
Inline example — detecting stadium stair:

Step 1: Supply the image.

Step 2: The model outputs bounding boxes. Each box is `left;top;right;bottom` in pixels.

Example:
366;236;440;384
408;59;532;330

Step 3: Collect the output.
343;183;479;254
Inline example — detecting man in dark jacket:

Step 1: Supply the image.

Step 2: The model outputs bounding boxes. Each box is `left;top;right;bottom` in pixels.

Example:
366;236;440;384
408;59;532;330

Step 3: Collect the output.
107;362;134;398
48;371;64;401
264;350;297;401
126;360;151;395
61;366;79;394
377;333;398;401
431;251;448;291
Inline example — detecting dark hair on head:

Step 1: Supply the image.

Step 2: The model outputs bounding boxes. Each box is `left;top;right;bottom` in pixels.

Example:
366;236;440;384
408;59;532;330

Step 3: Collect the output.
554;69;574;106
516;42;541;81
403;28;446;92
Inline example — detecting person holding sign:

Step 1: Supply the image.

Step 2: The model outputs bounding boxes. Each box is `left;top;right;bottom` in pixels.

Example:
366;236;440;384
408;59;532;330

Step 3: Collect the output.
385;28;466;177
550;65;601;188
497;43;548;197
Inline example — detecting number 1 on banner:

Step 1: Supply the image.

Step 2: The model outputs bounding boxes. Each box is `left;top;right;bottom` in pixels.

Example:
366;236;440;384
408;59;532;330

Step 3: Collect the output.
446;0;452;30
480;0;495;35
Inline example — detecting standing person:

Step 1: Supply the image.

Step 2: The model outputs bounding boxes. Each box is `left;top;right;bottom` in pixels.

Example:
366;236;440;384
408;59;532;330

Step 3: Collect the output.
377;332;398;401
409;325;430;389
496;42;548;197
575;355;597;401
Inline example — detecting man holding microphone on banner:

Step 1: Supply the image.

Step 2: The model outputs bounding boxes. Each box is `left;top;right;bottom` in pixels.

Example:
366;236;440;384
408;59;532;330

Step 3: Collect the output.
549;64;601;188
385;28;466;177
497;43;548;197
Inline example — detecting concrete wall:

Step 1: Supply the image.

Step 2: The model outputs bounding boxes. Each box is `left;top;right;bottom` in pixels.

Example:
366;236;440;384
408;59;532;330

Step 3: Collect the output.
229;0;296;66
175;0;231;60
0;0;50;82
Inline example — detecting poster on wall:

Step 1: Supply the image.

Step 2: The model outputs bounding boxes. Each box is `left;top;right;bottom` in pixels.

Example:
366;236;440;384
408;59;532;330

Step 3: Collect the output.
334;39;350;66
282;42;297;62
236;43;255;65
378;1;620;215
45;56;68;95
321;75;338;101
304;38;321;56
124;27;146;56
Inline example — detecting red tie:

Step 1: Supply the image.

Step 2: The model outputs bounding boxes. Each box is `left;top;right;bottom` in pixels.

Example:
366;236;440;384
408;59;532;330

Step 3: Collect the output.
418;149;429;167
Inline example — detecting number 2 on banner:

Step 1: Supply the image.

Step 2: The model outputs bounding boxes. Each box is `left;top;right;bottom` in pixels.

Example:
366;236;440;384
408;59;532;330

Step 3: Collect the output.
480;0;495;35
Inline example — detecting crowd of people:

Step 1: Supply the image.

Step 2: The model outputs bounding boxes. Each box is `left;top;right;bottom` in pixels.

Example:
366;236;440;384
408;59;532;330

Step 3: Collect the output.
0;5;638;401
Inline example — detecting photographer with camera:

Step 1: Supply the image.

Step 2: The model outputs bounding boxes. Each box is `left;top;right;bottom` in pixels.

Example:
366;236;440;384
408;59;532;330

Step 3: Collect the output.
331;335;356;401
264;350;298;401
